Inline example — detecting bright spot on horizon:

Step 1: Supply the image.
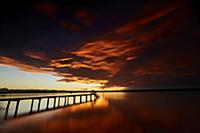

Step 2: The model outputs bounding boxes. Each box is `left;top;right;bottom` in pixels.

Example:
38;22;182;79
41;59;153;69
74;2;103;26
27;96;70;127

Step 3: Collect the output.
102;86;127;90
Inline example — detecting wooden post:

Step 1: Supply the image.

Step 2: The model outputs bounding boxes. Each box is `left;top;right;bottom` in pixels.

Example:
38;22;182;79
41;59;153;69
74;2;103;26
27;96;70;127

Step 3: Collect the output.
46;98;49;110
73;96;76;104
67;96;69;105
80;96;82;103
37;99;41;112
58;97;60;107
30;99;34;113
4;100;11;119
90;94;91;101
53;97;56;109
14;100;20;117
64;97;66;106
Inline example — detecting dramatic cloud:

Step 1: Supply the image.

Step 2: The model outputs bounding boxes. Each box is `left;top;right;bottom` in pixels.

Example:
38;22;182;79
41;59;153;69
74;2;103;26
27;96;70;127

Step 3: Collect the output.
104;0;200;88
0;0;200;89
71;40;141;77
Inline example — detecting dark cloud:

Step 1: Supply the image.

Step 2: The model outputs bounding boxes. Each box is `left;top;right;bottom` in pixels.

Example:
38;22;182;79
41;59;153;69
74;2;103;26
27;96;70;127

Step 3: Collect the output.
33;1;95;31
34;1;59;17
76;10;94;26
105;0;200;88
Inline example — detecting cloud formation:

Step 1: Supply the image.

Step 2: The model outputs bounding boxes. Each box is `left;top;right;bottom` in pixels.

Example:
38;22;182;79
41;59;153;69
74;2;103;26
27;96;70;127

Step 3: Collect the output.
0;56;52;74
0;0;200;89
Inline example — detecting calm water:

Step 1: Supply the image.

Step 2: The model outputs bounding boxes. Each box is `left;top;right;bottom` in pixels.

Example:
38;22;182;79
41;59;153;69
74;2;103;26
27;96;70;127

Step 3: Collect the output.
0;92;200;133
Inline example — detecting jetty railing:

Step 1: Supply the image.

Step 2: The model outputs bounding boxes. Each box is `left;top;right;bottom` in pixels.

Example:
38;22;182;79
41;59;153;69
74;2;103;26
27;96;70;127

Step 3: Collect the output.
0;93;98;121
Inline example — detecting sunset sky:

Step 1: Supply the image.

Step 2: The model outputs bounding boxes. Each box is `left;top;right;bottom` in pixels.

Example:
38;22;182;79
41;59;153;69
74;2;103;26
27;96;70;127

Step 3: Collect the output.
0;0;199;90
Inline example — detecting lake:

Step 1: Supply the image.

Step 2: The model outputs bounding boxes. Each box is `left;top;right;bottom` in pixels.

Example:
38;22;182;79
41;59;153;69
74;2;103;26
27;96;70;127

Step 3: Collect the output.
0;92;200;133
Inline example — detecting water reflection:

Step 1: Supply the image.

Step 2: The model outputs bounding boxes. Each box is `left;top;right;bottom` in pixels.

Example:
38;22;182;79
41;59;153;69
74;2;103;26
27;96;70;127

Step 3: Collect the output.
0;92;200;133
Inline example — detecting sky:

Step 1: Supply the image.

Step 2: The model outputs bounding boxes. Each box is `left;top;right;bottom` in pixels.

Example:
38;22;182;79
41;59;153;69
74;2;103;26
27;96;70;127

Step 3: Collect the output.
0;0;200;90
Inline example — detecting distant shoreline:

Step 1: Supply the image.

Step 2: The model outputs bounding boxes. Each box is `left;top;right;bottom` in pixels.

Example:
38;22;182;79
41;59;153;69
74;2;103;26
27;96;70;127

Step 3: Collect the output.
0;88;200;94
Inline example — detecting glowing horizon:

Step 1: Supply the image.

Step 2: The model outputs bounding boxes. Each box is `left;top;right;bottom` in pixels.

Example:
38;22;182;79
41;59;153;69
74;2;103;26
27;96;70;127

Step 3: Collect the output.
0;65;105;90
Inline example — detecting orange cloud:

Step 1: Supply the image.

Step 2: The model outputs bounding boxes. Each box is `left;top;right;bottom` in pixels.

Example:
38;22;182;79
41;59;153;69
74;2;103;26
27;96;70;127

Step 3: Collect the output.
0;56;52;73
71;40;141;77
49;57;109;85
51;57;73;62
71;40;138;61
49;57;72;68
126;56;136;61
58;75;107;85
40;67;55;71
24;51;47;61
